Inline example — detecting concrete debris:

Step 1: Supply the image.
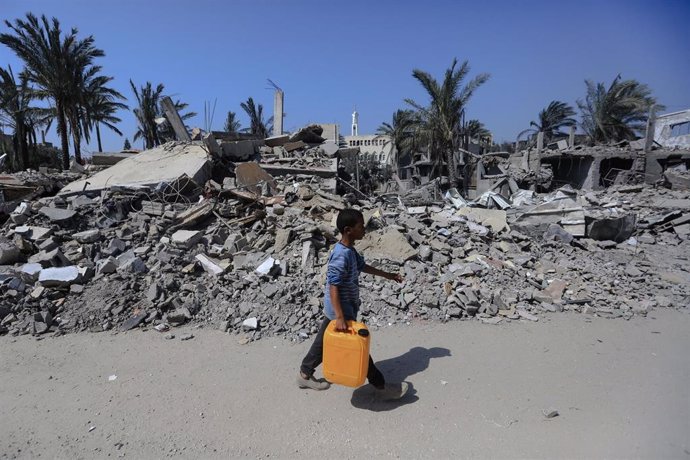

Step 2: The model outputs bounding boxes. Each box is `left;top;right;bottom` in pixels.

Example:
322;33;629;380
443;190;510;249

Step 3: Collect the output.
0;137;686;343
38;266;80;287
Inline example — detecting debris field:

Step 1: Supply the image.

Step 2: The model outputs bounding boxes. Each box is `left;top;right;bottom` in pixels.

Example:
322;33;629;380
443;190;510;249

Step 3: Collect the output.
0;129;688;342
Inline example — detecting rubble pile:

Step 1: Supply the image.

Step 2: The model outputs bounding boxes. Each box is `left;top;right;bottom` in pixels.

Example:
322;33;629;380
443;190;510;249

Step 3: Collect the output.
0;139;688;341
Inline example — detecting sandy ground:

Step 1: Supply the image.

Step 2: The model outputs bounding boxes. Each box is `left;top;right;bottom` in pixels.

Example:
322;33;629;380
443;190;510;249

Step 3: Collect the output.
1;309;689;459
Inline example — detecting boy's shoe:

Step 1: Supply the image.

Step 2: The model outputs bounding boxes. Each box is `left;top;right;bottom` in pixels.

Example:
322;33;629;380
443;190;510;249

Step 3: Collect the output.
375;382;409;401
297;373;331;390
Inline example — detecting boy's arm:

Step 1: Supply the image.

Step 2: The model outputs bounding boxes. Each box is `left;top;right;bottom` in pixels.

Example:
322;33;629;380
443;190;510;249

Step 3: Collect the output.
329;285;348;331
362;264;403;283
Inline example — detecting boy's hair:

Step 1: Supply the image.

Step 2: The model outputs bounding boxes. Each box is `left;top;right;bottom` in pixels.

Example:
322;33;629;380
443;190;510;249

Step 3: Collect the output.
336;208;364;233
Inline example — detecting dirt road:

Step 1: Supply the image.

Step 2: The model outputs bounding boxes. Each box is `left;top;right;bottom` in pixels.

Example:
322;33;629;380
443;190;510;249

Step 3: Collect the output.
2;309;689;459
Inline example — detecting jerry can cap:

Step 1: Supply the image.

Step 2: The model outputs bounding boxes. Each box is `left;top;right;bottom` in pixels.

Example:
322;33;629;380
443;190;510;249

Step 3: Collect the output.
357;329;369;337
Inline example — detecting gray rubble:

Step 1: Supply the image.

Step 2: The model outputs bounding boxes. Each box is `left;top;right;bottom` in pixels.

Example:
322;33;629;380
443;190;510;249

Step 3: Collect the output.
0;138;688;341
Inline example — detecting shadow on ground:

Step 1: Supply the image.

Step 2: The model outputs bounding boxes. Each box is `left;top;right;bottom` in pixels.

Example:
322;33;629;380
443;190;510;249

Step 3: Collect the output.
350;346;451;412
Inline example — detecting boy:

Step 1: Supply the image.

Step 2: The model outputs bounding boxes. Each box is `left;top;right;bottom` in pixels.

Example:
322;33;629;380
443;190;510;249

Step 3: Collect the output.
297;209;409;400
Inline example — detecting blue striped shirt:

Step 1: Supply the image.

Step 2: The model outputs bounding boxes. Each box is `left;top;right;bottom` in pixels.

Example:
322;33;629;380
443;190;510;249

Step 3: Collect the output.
323;242;365;320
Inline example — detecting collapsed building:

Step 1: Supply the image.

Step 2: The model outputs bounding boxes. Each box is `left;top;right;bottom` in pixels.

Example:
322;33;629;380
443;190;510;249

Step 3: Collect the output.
0;113;688;341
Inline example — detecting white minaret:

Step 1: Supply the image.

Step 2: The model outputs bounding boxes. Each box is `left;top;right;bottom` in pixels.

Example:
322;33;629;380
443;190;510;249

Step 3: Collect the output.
351;109;359;136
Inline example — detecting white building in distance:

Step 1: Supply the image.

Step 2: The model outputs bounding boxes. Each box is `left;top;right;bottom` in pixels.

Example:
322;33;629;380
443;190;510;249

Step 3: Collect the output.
343;110;396;165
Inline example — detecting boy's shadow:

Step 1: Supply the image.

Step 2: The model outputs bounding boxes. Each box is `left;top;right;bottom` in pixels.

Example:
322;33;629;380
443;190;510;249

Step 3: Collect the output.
350;346;451;412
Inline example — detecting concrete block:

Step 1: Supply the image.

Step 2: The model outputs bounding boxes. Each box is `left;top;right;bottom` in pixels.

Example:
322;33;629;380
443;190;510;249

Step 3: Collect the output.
28;248;71;268
265;135;289;147
10;202;31;225
220;139;260;161
242;317;258;330
195;254;225;275
73;229;102;244
38;266;80;287
0;239;20;265
14;226;53;241
170;230;202;249
96;257;118;275
39;207;76;223
20;263;43;281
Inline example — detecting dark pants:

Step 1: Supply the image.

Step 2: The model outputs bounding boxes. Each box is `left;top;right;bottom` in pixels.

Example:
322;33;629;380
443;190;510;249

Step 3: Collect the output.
300;317;385;389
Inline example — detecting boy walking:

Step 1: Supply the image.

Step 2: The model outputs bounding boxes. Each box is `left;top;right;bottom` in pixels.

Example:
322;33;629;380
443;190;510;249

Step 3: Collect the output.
297;209;409;400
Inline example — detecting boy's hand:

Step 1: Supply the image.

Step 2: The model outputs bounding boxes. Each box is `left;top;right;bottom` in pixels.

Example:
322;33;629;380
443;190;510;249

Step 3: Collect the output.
335;317;348;332
386;272;404;283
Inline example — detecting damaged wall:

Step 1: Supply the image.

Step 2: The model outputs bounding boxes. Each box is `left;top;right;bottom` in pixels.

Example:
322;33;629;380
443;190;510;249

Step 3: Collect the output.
655;109;690;149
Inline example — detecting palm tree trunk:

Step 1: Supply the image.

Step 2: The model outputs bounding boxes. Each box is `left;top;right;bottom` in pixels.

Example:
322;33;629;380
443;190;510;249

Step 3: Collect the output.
19;124;29;170
69;113;82;164
446;148;457;187
96;123;103;152
56;100;70;170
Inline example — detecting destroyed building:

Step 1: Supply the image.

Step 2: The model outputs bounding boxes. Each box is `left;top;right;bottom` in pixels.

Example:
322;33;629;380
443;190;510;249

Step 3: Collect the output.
0;108;688;342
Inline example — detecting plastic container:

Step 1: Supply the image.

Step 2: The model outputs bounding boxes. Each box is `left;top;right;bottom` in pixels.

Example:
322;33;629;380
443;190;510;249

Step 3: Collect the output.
323;320;370;387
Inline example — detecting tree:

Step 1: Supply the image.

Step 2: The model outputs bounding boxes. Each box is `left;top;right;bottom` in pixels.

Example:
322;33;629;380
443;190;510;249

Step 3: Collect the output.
224;111;241;134
240;97;270;138
82;75;127;152
377;109;417;171
123;138;131;150
130;80;164;149
405;59;489;190
464;119;492;145
130;80;195;149
578;75;662;144
1;14;105;169
0;66;32;170
519;100;576;144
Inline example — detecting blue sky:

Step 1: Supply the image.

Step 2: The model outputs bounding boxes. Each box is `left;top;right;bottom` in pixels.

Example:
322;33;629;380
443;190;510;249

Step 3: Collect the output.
2;0;689;153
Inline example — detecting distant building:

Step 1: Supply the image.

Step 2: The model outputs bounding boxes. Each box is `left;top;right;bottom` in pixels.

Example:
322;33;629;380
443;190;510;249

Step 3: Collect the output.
343;110;396;165
655;109;690;149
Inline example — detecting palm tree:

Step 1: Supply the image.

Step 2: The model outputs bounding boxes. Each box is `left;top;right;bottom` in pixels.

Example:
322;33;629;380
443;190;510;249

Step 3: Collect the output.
82;75;127;152
519;100;576;145
464;119;492;145
130;80;195;149
224;111;241;134
0;66;32;170
1;14;105;169
130;80;164;149
377;109;417;171
405;58;490;188
578;75;662;144
240;97;270;138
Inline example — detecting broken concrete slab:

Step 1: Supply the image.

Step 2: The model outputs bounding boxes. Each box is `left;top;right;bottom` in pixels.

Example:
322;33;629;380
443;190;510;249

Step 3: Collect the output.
38;266;80;287
219;139;262;161
321;141;339;158
120;312;148;331
457;207;508;233
587;214;636;243
14;226;53;241
264;135;289;147
28;248;71;268
357;228;417;264
256;257;280;276
235;162;278;196
39;207;76;222
73;229;102;244
273;229;293;253
59;143;212;196
195;254;226;275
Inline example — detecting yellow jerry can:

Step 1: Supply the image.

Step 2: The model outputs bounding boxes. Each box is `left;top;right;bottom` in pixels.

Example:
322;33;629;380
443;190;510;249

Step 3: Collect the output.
323;320;370;387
